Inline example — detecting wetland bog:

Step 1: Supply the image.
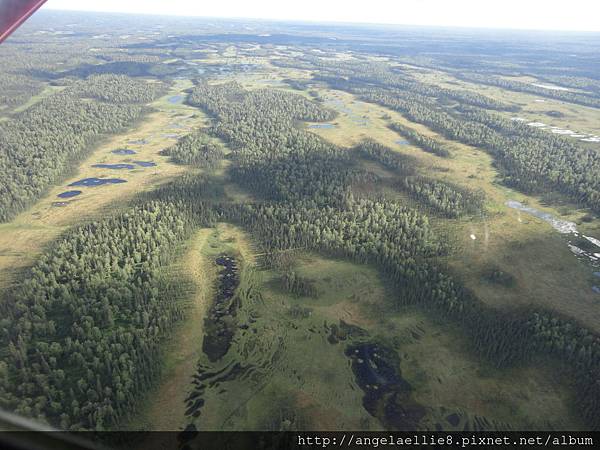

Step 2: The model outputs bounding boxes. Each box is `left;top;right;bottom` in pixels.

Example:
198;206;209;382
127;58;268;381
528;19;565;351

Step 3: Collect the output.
3;14;600;435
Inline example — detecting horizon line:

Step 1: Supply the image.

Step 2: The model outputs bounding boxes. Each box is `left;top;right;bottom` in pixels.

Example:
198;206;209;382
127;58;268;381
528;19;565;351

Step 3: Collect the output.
40;7;600;35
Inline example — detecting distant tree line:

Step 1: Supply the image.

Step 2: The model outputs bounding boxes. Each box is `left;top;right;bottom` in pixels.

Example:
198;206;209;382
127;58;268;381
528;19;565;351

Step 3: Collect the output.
0;73;43;108
5;78;600;432
275;56;600;212
274;57;519;111
69;74;165;104
456;72;600;109
348;83;600;213
399;176;484;218
353;138;415;174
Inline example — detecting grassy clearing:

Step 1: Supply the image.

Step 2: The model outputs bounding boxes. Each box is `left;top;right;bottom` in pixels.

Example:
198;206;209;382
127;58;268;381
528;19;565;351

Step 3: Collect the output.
293;85;600;332
126;228;214;431
11;84;67;114
141;222;582;431
281;255;582;430
391;310;582;430
129;224;257;431
189;248;384;431
0;79;207;289
407;67;600;143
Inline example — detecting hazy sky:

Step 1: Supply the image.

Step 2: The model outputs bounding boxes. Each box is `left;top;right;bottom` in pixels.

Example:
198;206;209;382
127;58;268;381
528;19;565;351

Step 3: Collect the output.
43;0;600;32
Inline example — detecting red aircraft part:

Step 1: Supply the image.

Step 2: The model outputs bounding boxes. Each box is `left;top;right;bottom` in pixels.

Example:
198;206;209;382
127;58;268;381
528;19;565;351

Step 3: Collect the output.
0;0;49;43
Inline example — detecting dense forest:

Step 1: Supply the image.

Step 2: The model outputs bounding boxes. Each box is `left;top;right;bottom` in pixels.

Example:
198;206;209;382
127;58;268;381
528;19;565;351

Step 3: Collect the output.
353;138;415;174
3;19;600;432
456;72;600;109
188;82;374;206
389;122;452;158
399;176;484;218
183;83;600;430
69;74;165;104
0;73;43;108
0;201;216;429
160;131;225;168
272;56;600;212
0;75;159;222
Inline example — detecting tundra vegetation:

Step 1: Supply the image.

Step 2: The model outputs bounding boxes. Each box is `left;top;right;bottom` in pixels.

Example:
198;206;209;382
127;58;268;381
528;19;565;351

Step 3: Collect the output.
1;10;599;435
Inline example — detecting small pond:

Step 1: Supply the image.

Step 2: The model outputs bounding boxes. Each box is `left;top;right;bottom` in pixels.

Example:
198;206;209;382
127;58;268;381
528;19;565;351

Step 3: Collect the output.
69;178;127;187
308;123;335;129
57;190;82;199
112;149;137;155
92;163;136;170
202;255;240;362
134;161;157;167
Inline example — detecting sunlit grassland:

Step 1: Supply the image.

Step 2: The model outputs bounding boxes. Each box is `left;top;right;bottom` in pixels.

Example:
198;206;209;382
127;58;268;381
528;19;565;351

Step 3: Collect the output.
134;221;583;430
289;84;600;332
0;79;207;289
392;310;582;430
127;225;238;431
280;254;582;430
405;66;600;140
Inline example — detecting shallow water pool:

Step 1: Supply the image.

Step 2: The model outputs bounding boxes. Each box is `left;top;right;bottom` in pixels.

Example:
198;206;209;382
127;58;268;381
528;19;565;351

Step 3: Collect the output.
57;190;82;199
69;178;127;187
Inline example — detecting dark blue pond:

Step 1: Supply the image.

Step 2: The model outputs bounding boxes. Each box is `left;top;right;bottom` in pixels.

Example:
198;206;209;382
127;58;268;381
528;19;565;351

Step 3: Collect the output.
134;161;157;167
92;163;136;170
308;123;335;129
57;190;82;199
396;140;409;145
69;178;127;187
112;149;137;155
168;95;184;104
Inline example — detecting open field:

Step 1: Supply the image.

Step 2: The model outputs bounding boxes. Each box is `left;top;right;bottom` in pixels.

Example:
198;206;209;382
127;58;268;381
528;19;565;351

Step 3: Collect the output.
0;79;206;288
402;66;600;144
127;228;215;431
137;223;582;431
268;83;600;332
394;311;582;430
3;14;600;433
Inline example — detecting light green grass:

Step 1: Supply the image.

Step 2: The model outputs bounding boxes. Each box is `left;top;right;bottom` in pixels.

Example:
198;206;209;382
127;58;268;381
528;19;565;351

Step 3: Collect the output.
0;79;206;288
12;84;66;114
